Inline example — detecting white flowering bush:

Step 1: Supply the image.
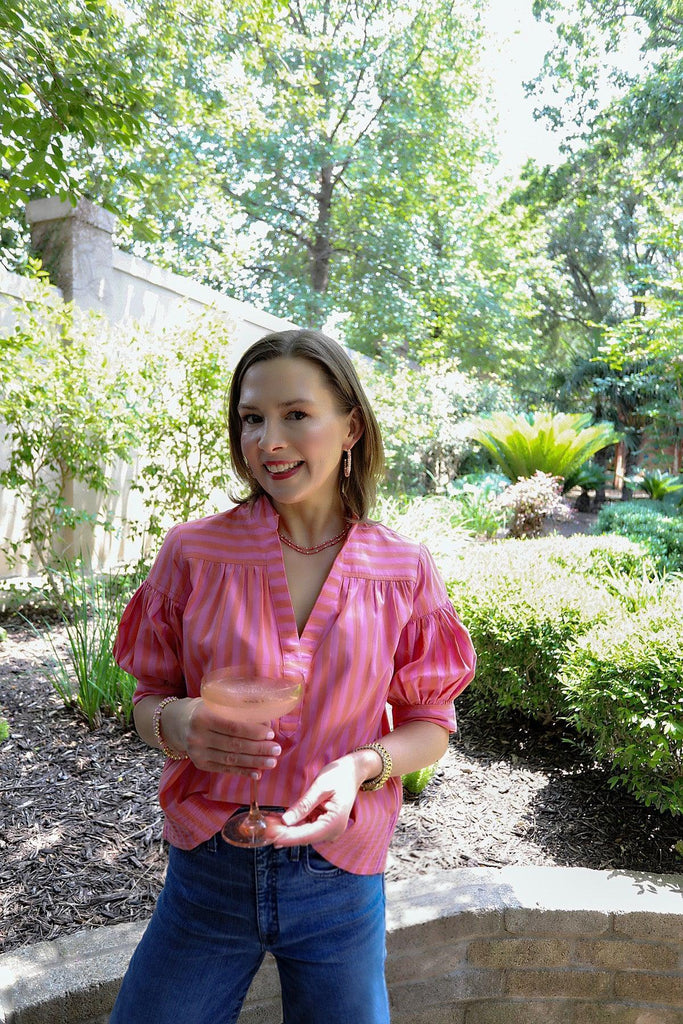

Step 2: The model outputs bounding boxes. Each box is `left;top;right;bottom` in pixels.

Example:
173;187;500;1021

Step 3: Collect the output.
495;471;573;538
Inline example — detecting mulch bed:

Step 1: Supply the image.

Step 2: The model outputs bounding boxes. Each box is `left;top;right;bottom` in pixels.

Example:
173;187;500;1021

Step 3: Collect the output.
1;620;681;954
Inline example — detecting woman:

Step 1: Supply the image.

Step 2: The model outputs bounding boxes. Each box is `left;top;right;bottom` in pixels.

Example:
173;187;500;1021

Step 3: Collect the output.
110;329;475;1024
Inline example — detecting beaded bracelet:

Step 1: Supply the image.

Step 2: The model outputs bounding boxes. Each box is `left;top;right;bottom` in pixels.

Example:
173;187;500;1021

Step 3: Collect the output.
354;742;393;791
152;696;188;761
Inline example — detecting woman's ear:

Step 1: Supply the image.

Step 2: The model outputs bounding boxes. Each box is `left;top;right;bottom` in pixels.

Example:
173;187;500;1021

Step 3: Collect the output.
346;407;365;446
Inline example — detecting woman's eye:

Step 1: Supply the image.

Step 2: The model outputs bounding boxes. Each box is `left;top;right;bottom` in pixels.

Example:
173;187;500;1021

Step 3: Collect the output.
287;410;307;420
242;413;262;425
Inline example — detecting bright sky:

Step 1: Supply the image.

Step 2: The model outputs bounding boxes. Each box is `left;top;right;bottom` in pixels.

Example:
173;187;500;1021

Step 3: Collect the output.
479;0;648;177
479;0;565;175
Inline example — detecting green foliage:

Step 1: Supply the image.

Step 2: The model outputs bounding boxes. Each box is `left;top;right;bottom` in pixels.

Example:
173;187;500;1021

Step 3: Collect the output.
0;577;56;619
447;537;622;724
514;1;683;412
597;282;683;451
130;313;237;541
562;599;683;817
78;0;504;363
495;471;572;538
30;561;146;728
361;358;514;494
0;287;241;576
0;0;150;243
626;468;683;502
444;528;680;814
448;475;510;539
403;764;438;796
0;286;139;579
471;412;620;489
572;459;608;510
0;717;9;742
595;500;683;572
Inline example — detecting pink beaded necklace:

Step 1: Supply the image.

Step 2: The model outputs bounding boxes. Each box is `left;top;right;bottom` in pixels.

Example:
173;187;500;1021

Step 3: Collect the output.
278;525;349;555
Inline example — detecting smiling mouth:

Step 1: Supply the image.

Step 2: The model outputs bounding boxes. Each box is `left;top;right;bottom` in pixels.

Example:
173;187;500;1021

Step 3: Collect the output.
264;461;303;476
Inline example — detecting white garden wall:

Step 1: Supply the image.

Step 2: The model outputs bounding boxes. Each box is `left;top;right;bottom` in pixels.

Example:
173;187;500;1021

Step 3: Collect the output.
0;198;296;578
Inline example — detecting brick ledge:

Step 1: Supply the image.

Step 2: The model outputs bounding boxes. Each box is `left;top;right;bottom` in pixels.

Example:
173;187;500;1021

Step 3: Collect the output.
1;866;681;1024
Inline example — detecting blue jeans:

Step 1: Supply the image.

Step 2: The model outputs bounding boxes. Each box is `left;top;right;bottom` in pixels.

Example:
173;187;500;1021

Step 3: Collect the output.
109;832;389;1024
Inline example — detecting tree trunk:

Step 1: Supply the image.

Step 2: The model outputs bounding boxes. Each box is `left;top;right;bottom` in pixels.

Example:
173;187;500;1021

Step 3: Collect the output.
310;164;333;295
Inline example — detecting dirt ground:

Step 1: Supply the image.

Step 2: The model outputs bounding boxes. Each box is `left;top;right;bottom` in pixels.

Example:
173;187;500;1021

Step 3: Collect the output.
1;618;680;954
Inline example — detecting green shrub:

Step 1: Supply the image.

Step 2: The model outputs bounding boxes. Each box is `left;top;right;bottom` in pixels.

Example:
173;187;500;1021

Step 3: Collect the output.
0;288;140;581
361;358;514;494
447;474;510;539
571;460;608;494
562;597;683;817
539;532;650;582
403;764;438;796
595;500;683;572
0;718;9;743
446;537;621;723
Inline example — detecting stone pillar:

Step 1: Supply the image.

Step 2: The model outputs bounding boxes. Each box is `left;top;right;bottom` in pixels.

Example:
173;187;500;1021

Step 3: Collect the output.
25;197;116;313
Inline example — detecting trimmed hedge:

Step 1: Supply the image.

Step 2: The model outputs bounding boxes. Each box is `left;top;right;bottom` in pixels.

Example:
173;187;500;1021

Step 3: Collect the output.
562;597;683;817
446;536;624;724
444;534;681;817
595;500;683;572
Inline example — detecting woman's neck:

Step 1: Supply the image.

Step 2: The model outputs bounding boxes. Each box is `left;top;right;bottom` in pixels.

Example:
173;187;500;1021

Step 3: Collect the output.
274;501;347;549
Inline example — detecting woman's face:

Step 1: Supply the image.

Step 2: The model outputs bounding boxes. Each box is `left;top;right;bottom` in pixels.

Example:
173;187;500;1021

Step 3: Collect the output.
237;357;362;512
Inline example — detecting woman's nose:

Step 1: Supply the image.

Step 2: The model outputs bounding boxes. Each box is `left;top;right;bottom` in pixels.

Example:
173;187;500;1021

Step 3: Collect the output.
257;420;285;451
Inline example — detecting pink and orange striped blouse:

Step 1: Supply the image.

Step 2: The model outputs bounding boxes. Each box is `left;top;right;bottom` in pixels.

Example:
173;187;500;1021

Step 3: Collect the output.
113;496;476;874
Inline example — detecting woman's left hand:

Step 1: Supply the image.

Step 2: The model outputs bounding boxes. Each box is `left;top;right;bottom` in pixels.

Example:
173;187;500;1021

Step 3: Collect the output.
272;755;367;847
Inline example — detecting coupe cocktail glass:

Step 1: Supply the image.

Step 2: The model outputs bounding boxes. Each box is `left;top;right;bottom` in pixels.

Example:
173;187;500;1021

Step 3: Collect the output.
200;666;303;847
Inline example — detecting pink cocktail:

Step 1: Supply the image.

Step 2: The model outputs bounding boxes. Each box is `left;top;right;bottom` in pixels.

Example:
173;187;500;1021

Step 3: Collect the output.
201;667;303;847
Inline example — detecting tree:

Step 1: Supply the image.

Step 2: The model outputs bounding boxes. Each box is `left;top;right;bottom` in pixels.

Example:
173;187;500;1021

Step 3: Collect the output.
499;0;682;403
89;0;496;360
528;0;683;143
0;0;151;267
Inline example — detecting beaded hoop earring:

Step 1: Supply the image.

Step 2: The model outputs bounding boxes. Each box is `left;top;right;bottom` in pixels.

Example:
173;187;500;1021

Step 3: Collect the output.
343;448;352;478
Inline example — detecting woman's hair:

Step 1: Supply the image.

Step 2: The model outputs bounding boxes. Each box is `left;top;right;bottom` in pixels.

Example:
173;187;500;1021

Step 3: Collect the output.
227;329;385;520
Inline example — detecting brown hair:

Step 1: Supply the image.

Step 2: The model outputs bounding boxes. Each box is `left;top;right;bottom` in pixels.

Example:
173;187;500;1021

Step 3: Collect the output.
227;329;384;519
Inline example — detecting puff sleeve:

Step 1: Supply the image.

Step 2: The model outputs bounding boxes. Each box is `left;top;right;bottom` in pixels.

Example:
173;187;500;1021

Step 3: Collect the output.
113;525;190;702
388;545;476;731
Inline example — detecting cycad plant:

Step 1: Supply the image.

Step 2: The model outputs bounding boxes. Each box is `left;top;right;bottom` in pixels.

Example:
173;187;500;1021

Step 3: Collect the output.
626;468;683;502
470;412;620;491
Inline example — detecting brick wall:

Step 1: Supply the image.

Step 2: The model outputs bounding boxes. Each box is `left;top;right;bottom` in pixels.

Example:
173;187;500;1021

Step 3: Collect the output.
1;867;681;1024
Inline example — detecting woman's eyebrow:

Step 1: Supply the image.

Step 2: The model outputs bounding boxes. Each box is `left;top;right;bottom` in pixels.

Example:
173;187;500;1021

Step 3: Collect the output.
238;399;311;411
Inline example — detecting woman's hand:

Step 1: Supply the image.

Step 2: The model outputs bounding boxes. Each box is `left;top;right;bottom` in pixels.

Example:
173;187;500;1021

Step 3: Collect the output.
271;754;370;847
135;695;282;778
184;699;283;776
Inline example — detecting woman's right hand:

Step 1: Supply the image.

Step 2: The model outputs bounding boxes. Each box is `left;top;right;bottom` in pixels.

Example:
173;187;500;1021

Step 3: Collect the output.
183;698;282;776
135;695;281;777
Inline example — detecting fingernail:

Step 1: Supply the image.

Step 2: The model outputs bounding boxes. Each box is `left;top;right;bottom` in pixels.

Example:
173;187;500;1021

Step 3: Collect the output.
270;746;281;756
265;758;277;768
266;730;275;740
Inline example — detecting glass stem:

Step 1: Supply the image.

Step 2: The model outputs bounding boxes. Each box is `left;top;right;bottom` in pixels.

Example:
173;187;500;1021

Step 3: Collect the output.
248;776;261;820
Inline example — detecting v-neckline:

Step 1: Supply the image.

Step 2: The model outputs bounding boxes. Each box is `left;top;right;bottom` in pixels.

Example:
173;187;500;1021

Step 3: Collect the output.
278;532;351;640
265;508;353;643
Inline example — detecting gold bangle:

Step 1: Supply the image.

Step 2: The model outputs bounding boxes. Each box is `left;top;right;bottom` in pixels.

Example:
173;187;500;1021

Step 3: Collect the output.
152;696;187;761
355;742;393;791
